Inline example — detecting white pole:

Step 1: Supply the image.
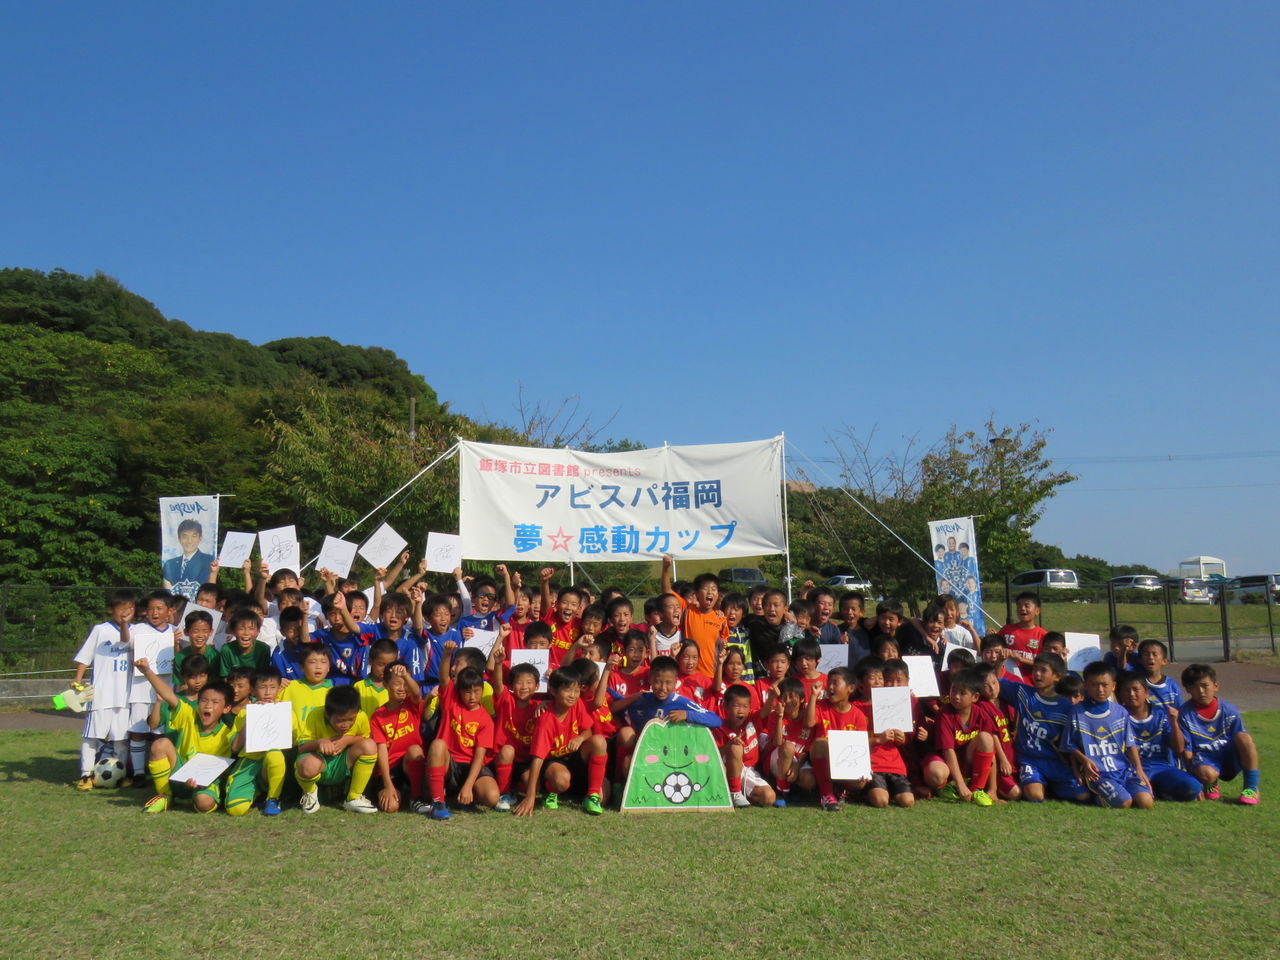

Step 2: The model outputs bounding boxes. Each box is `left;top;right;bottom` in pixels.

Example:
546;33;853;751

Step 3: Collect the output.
780;433;793;602
568;561;575;586
300;443;459;572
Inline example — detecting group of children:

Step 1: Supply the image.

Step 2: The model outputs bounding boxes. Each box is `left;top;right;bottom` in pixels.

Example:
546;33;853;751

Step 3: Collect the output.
70;555;1262;817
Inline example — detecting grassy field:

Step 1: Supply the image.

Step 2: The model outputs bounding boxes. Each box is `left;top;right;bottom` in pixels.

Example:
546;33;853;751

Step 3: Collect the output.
1;716;1276;960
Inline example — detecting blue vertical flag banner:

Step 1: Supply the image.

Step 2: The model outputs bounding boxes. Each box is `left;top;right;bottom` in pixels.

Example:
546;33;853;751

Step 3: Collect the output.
927;516;983;626
159;495;220;600
458;437;785;562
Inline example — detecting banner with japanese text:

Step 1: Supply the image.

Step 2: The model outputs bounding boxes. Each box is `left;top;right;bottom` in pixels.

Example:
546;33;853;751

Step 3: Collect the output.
926;516;984;625
458;437;785;562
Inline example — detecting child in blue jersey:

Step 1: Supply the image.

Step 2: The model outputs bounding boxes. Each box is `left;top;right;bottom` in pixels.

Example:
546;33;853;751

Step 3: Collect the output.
615;655;721;781
1178;663;1260;804
1104;625;1142;674
457;566;515;636
1062;661;1153;809
354;592;423;683
269;607;310;682
998;652;1089;802
1116;671;1199;801
418;593;462;693
311;591;366;686
1137;639;1181;715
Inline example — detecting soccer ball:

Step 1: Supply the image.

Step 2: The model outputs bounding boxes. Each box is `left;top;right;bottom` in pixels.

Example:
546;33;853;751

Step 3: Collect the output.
660;771;693;804
93;757;126;787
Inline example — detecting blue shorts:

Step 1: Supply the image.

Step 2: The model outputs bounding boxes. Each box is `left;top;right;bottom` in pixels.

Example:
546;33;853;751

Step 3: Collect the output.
1089;773;1151;808
1019;757;1086;800
1147;765;1202;802
1191;749;1242;783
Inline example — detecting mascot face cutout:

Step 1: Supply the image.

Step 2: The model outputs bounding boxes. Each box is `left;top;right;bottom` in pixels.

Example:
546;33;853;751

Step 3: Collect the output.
620;719;732;812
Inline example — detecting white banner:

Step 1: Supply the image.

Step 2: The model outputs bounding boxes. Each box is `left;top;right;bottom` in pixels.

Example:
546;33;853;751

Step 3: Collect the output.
159;495;220;600
458;437;785;562
927;516;984;625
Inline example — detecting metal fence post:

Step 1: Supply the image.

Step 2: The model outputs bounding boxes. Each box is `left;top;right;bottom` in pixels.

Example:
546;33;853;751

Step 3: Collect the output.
1219;588;1231;662
0;582;7;657
1005;576;1013;625
1267;588;1276;655
1107;582;1117;631
1164;583;1176;661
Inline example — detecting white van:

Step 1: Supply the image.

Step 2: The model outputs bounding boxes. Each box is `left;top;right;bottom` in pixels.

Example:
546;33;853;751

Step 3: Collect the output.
1011;569;1080;590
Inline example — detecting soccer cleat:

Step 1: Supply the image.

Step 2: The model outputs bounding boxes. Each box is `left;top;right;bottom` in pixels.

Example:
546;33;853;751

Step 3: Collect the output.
583;793;604;816
299;791;321;814
142;795;169;814
1238;788;1260;805
970;789;994;807
819;794;842;812
542;792;559;811
130;775;148;789
730;790;750;808
343;796;377;814
773;795;788;808
495;793;513;813
76;775;94;791
1204;784;1221;801
410;799;433;815
262;798;283;817
936;783;961;802
430;800;451;821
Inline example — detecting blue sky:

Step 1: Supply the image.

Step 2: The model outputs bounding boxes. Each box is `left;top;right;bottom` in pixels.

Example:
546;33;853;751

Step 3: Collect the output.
3;3;1277;575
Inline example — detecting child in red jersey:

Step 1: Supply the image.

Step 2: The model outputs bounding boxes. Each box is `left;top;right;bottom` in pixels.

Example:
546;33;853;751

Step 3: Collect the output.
715;683;775;808
609;632;650;699
423;651;498;820
981;634;1024;684
791;637;827;702
600;597;648;657
999;592;1047;680
712;644;760;715
370;662;426;813
766;677;817;806
921;668;998;806
808;667;868;811
513;668;608;817
974;662;1020;801
676;640;714;705
492;655;541;813
538;566;584;669
850;658;916;809
756;646;790;717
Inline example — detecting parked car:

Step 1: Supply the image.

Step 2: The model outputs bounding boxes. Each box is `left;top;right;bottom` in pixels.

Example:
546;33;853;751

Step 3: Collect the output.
825;574;874;592
718;567;768;589
1109;575;1163;591
1010;569;1080;590
1161;577;1213;604
1225;574;1280;604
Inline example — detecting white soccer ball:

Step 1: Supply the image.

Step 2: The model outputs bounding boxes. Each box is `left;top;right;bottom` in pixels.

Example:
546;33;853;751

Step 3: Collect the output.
93;756;126;788
661;771;693;804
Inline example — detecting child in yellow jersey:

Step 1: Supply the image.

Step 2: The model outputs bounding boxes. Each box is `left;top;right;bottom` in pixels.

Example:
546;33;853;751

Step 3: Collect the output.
135;658;234;814
225;666;293;817
354;639;399;718
294;685;378;814
280;644;335;725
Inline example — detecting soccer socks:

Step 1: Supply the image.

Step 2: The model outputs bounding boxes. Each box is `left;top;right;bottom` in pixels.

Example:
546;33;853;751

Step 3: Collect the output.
427;764;447;803
1244;769;1260;792
813;754;834;798
728;775;743;793
80;738;101;777
148;758;173;797
969;750;995;793
296;763;321;796
495;762;514;795
129;739;147;779
407;755;426;800
264;751;286;799
586;754;607;797
347;753;376;801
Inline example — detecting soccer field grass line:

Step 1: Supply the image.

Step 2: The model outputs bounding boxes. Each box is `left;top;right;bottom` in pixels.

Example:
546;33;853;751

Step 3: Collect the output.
1;716;1277;960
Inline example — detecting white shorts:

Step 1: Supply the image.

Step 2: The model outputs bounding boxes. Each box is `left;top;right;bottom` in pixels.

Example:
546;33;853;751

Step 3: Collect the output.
127;701;155;734
742;764;769;796
83;706;129;741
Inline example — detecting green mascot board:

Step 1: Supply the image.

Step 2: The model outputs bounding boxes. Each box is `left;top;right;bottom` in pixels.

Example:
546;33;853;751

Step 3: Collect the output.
620;719;733;813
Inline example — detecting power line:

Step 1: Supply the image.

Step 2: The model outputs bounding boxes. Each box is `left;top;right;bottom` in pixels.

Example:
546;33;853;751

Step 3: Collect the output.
1060;481;1280;493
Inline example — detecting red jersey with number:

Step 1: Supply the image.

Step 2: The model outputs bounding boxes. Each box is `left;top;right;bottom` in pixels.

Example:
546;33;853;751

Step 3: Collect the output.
437;682;495;764
541;609;581;670
370;698;422;766
494;689;538;762
976;698;1016;763
530;699;594;760
678;672;714;705
999;624;1046;679
609;666;650;699
713;715;761;767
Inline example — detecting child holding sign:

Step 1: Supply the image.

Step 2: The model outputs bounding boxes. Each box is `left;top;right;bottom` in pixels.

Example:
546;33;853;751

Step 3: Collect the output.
225;666;291;816
850;659;915;809
808;667;866;811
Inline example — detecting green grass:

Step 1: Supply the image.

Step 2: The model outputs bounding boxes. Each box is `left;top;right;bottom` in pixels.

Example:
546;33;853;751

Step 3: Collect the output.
2;716;1277;959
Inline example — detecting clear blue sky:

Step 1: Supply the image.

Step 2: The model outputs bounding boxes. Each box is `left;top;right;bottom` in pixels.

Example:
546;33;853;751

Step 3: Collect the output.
4;3;1277;575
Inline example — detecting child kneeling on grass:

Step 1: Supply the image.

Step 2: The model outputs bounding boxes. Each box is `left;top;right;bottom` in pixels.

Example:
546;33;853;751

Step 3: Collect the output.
134;658;234;814
1178;663;1260;804
423;664;499;820
1063;662;1153;810
514;668;609;817
294;686;378;814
